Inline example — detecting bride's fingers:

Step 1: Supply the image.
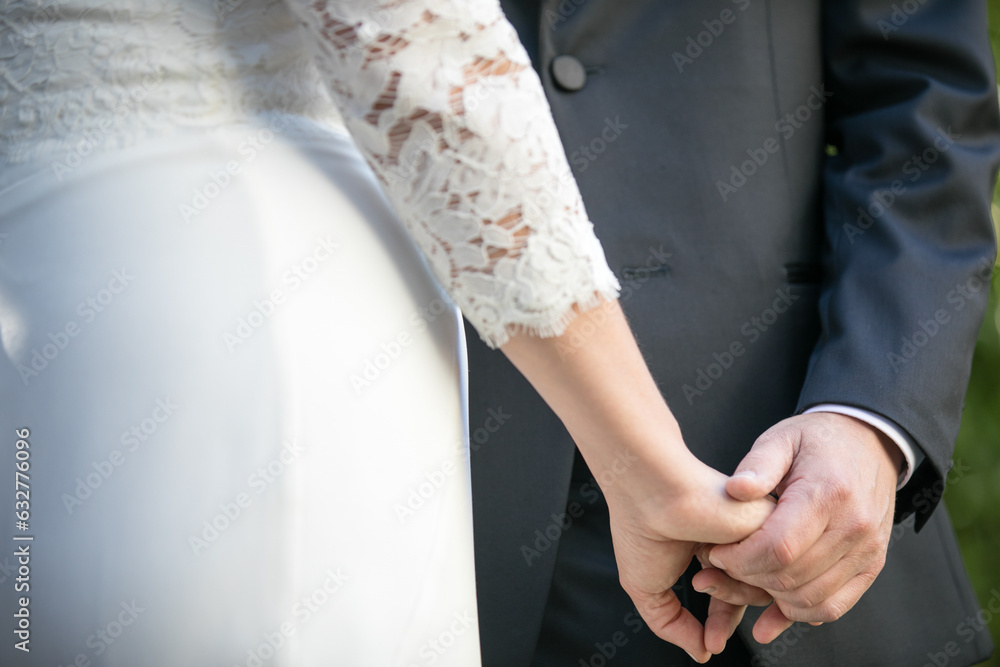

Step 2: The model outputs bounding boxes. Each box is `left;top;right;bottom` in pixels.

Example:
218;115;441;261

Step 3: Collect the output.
631;589;711;663
704;596;748;655
692;567;774;607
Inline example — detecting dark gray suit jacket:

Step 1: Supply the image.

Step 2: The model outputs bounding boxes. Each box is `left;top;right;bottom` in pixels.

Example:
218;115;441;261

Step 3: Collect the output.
467;0;1000;665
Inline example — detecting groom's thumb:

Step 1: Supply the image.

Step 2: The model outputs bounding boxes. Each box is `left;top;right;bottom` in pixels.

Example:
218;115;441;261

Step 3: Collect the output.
726;423;796;501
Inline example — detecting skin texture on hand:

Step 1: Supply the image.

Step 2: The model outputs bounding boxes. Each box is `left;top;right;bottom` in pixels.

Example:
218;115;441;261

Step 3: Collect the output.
604;458;775;662
499;298;775;662
696;412;903;644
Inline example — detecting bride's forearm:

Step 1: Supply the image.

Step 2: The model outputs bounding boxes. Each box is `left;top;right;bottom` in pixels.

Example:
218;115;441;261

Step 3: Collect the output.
499;298;697;504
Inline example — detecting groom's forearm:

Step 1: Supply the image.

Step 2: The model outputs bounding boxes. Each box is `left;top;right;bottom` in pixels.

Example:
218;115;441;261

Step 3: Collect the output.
798;0;1000;528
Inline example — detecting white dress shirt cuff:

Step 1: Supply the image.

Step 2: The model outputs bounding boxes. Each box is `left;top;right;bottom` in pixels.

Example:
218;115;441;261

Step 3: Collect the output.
802;404;924;490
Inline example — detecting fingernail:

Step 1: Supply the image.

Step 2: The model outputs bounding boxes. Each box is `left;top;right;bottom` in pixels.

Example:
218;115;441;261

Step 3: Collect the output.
685;650;699;663
694;585;716;594
708;552;724;569
732;470;756;480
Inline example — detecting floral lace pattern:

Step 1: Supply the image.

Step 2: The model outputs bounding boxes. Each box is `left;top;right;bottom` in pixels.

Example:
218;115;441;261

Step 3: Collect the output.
0;0;344;168
0;0;620;347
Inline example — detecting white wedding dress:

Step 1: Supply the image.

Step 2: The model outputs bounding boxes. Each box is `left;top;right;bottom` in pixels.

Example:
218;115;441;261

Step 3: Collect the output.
0;1;619;665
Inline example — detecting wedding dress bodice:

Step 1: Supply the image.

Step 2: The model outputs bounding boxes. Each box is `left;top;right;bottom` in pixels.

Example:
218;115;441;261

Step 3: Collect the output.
1;0;620;346
1;0;344;164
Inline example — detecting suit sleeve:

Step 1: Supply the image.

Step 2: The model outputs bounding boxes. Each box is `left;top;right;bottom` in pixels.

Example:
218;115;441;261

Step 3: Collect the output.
796;0;1000;529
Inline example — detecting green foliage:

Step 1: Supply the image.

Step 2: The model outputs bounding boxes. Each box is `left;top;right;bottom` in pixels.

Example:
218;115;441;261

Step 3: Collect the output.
948;232;1000;667
945;3;1000;664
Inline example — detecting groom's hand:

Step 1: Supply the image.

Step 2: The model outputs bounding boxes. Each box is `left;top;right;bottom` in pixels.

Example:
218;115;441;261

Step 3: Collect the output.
700;413;901;643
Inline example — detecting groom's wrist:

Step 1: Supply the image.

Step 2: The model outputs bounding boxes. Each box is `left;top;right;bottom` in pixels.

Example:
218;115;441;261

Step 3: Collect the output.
802;404;919;488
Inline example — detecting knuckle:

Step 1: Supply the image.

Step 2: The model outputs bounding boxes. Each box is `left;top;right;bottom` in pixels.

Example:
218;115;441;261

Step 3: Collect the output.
784;587;820;610
754;430;786;451
816;599;849;622
767;571;798;593
858;566;881;592
826;480;853;506
770;537;799;568
727;580;757;600
775;599;809;623
847;513;876;536
723;557;749;579
746;586;774;606
618;574;638;597
868;550;887;576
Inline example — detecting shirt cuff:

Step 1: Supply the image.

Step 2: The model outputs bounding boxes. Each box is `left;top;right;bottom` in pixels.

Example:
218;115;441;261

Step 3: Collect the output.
802;404;924;490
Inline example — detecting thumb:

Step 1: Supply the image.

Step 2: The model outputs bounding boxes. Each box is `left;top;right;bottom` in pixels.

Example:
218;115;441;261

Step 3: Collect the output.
726;422;797;501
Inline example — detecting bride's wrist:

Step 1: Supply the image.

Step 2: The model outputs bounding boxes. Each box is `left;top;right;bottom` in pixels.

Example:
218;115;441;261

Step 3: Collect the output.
573;418;702;514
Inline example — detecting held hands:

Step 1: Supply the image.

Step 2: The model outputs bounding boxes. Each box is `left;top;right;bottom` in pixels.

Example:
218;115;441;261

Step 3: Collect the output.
498;299;776;662
694;413;902;646
598;440;776;663
498;301;900;661
598;413;901;662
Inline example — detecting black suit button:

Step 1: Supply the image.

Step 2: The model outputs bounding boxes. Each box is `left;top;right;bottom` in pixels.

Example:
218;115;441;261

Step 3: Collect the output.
551;55;587;91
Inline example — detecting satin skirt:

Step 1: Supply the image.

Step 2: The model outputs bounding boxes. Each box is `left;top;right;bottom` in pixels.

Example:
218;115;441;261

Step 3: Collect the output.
0;116;480;666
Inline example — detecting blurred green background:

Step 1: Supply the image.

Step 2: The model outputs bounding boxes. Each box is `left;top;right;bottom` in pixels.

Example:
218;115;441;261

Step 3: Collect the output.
947;2;1000;664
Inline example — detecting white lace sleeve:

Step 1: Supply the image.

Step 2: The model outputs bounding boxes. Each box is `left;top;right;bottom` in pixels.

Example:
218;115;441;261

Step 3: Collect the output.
283;0;620;348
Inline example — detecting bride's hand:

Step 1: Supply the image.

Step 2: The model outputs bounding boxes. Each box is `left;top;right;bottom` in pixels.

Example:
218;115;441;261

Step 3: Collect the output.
498;298;774;662
600;438;775;663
